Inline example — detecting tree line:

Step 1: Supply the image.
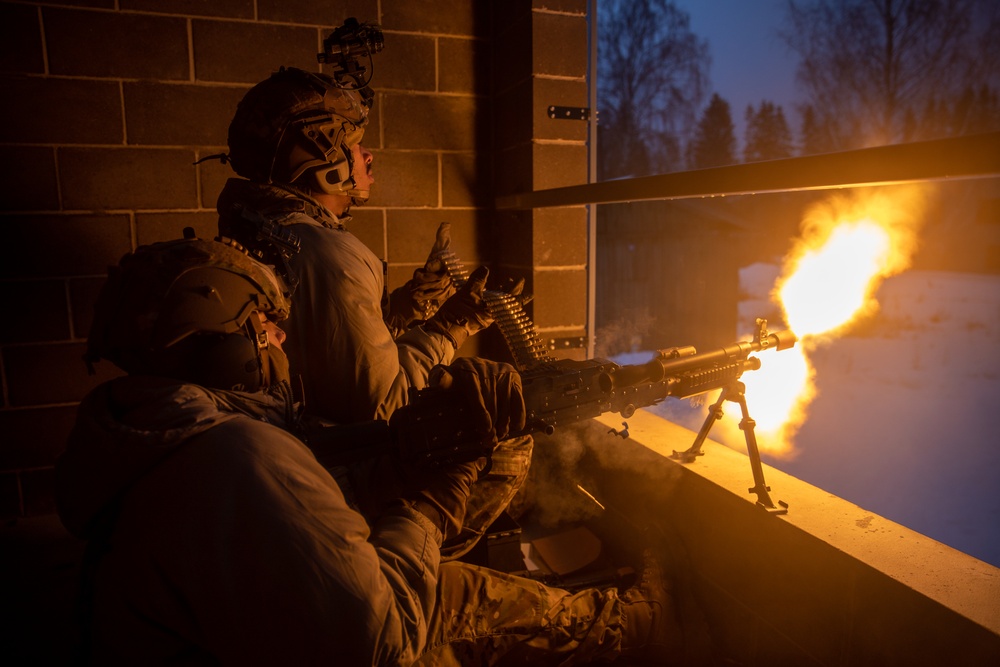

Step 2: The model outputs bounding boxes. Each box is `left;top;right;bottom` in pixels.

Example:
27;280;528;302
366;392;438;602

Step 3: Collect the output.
598;0;1000;178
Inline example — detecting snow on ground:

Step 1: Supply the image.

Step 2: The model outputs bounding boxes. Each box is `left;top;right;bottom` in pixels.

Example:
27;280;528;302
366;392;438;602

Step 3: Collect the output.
617;268;1000;567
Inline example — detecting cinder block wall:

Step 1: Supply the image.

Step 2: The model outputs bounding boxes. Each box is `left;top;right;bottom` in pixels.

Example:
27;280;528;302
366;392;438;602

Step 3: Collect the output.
0;1;592;520
493;1;590;354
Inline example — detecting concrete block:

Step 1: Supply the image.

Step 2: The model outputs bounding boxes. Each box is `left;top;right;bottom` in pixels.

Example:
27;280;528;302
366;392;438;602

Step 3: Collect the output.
592;408;1000;667
386;264;415;293
494;209;534;267
59;147;199;210
1;3;44;73
378;33;436;92
0;407;78;469
495;143;533;197
3;78;123;145
493;79;533;152
43;7;188;79
40;0;114;7
192;20;318;83
343;208;385;258
124;82;248;146
532;268;586;328
383;93;480;151
532;207;587;266
0;214;131;279
69;277;106;341
363;96;382;149
0;280;69;344
0;147;59;212
534;143;587;190
381;1;487;36
441;152;491;208
386;209;483;265
370;149;438;207
3;342;122;407
492;12;532;95
850;563;1000;665
533;78;588;141
258;0;376;26
439;37;490;95
533;0;587;13
533;12;587;77
121;0;253;18
198;155;238;210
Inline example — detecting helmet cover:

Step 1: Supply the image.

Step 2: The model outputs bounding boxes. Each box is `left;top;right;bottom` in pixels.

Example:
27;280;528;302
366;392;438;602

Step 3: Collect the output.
87;238;291;391
227;67;369;199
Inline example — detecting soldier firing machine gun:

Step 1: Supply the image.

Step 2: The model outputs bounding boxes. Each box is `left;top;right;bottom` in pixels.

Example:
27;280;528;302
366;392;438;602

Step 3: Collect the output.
311;249;797;512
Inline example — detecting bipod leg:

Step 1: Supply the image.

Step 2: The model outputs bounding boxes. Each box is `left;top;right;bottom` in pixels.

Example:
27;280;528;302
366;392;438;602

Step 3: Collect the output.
671;385;730;463
730;383;788;515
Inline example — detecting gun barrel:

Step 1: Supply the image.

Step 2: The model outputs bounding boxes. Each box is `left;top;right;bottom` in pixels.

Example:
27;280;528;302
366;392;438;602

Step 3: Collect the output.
657;329;795;376
599;329;796;394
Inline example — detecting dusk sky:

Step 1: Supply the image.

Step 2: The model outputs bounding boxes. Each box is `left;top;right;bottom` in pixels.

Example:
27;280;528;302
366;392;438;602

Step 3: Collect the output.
672;0;800;142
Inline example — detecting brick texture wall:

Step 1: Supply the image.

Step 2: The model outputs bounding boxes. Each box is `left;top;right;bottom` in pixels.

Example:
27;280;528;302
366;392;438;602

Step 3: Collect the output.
0;0;591;519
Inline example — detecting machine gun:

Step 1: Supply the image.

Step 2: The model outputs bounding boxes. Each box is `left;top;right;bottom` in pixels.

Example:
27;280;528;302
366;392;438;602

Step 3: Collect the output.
307;318;797;511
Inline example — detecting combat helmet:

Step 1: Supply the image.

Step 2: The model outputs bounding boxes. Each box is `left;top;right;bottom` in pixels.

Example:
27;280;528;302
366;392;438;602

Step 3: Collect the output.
85;237;291;392
227;67;371;203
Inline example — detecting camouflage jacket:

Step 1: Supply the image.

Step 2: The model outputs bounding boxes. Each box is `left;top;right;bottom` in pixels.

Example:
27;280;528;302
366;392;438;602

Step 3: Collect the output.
217;178;456;424
56;375;441;665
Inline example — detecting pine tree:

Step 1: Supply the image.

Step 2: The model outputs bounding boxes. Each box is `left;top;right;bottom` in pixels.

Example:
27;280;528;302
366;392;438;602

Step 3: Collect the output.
743;101;793;162
687;93;736;168
782;0;1000;149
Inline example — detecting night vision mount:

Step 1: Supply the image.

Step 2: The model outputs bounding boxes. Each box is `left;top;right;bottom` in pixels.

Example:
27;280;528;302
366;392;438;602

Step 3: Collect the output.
318;17;384;91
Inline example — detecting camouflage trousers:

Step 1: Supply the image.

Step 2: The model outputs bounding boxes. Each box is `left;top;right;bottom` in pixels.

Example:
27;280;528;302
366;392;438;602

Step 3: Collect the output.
414;561;625;666
440;434;533;561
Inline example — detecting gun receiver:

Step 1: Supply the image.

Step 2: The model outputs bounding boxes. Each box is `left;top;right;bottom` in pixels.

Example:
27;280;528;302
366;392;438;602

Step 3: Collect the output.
308;319;796;511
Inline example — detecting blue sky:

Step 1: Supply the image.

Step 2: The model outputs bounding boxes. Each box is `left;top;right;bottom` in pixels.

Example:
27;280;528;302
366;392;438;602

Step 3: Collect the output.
672;0;800;140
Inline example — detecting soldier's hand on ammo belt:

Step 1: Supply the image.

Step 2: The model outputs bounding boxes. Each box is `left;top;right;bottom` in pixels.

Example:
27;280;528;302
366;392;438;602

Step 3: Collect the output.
423;265;493;348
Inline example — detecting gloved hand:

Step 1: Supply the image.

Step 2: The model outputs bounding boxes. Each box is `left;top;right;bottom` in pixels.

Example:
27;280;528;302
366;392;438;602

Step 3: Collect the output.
402;357;526;542
428;356;526;442
407;460;481;542
423;265;493;349
384;222;457;337
499;276;534;311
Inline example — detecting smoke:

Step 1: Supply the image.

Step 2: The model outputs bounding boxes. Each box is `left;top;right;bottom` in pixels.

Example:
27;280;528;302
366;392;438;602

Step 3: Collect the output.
517;421;682;530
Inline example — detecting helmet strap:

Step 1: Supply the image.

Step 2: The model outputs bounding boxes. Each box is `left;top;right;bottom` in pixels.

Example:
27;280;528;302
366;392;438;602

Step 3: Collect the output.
243;313;271;390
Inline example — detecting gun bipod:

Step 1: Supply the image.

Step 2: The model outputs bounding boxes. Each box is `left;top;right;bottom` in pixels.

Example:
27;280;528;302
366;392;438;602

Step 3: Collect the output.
671;381;789;515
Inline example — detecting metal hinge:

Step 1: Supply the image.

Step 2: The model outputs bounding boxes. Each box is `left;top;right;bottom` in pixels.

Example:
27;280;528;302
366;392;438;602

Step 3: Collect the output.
547;106;590;121
548;336;587;350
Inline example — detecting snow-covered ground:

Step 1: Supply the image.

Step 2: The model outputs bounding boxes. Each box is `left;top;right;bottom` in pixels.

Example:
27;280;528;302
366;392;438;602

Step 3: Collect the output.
618;268;1000;568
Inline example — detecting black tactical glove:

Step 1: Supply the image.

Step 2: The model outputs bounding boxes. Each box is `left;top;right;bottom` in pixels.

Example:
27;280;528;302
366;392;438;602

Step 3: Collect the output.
423;265;493;349
501;276;534;310
428;356;526;443
407;460;481;542
384;222;456;338
407;357;525;540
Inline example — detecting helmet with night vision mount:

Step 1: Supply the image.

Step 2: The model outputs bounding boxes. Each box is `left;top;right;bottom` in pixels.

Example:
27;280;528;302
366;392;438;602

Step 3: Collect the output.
226;67;371;203
85;238;292;392
226;17;382;205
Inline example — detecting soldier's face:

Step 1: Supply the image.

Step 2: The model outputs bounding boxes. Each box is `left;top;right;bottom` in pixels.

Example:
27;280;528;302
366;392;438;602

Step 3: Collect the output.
352;143;374;192
258;312;286;349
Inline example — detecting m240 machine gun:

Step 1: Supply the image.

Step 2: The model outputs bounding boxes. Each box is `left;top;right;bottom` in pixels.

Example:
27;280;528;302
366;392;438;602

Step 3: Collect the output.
309;318;797;512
